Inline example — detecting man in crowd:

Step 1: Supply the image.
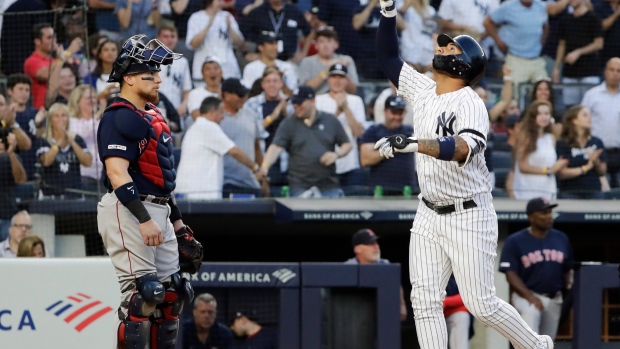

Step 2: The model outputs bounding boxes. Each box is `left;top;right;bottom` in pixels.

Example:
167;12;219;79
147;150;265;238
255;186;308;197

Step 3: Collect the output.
230;309;277;349
182;293;233;349
187;56;223;121
157;24;193;117
0;211;32;257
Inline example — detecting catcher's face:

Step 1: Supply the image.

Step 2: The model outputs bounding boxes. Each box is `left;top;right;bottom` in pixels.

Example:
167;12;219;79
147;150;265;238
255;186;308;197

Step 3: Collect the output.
193;300;217;330
133;71;162;104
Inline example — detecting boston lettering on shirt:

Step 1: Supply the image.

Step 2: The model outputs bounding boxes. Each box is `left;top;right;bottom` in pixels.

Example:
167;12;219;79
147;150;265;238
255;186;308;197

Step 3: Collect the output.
499;228;573;294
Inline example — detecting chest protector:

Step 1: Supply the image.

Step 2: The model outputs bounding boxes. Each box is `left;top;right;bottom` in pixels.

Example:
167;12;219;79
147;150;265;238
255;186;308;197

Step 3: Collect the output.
108;100;176;192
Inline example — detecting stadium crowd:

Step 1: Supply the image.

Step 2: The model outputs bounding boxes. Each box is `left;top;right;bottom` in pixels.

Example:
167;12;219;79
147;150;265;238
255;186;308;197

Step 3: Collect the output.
0;0;619;213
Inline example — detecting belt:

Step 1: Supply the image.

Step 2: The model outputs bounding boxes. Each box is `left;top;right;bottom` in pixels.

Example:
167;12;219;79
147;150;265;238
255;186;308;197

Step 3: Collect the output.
422;197;477;215
536;291;561;298
107;189;170;206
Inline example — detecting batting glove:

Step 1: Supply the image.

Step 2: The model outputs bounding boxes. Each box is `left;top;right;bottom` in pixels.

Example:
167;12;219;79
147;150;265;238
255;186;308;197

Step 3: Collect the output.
374;135;419;159
380;0;397;18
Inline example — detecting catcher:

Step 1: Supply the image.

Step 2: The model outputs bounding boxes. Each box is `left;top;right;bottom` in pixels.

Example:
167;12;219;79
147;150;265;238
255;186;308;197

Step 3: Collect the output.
96;34;203;349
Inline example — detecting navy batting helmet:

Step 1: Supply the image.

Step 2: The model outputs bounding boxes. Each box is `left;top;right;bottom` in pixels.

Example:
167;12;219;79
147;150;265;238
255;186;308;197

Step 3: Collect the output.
108;34;182;83
432;33;487;86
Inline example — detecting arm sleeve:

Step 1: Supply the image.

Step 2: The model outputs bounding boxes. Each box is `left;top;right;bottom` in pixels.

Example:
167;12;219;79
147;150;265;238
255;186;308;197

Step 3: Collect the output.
498;237;521;273
489;4;507;24
376;16;405;88
208;127;236;156
595;138;608;163
455;99;489;168
271;118;293;150
358;125;377;145
75;135;89;152
98;114;141;161
555;140;570;161
35;138;51;159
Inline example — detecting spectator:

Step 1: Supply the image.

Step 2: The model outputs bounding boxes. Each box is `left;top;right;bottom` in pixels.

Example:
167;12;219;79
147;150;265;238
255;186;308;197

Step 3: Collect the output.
229;310;277;349
241;31;298;94
87;0;120;42
315;64;367;193
298;6;327;58
186;0;244;81
46;63;78;106
24;23;83;109
182;293;233;349
261;86;352;198
595;0;620;68
581;57;620;187
85;39;120;100
157;24;193;117
170;0;203;53
484;0;550;100
0;132;26;240
220;78;265;198
344;228;408;321
444;275;475;349
400;0;439;73
528;79;565;126
8;74;46;181
176;96;266;200
16;234;45;257
67;85;105;193
0;93;32;152
36;103;92;198
78;33;107;80
188;56;223;120
115;0;160;42
512;100;568;200
243;0;312;62
552;0;604;106
499;197;573;340
556;104;608;198
297;27;359;95
244;66;293;190
314;0;361;57
374;81;414;126
539;0;572;78
0;211;32;257
359;95;417;195
352;0;405;80
438;0;499;41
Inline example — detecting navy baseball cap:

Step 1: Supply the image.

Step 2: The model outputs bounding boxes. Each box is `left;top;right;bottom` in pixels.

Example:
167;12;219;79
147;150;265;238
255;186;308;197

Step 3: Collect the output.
526;197;558;215
221;78;249;96
230;309;258;325
290;85;315;104
328;63;348;77
352;229;379;247
385;95;406;111
257;31;278;45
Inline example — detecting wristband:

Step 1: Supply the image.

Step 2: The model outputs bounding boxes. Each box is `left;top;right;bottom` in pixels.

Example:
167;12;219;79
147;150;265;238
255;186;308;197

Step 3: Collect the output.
581;165;587;174
542;167;551;176
168;194;182;223
265;116;273;125
437;136;456;161
320;71;328;79
125;199;152;223
51;144;59;152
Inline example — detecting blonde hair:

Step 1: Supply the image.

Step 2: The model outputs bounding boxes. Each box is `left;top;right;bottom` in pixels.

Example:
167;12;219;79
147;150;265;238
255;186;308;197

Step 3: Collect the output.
68;84;99;120
43;103;71;144
17;235;46;257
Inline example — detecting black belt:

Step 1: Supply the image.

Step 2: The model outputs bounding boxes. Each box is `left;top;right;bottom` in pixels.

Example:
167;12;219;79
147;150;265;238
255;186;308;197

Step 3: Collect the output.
536;291;560;298
422;197;477;215
107;189;170;206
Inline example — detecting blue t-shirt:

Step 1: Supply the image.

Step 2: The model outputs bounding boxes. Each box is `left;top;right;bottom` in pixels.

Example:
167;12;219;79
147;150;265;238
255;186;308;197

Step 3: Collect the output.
15;107;42;181
35;135;89;197
499;228;572;294
97;98;174;197
181;319;233;349
231;327;277;349
358;124;417;189
490;0;548;58
556;136;606;194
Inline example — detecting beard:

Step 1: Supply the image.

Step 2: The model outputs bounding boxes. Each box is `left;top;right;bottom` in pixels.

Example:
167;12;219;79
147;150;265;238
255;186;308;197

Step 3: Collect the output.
138;88;159;104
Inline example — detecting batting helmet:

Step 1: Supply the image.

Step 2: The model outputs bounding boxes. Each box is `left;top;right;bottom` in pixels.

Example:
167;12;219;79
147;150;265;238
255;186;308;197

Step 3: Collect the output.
108;34;182;83
432;33;487;86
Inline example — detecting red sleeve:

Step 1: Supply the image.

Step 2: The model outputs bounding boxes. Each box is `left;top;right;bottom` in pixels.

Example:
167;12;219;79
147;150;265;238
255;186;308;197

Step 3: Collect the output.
23;57;36;77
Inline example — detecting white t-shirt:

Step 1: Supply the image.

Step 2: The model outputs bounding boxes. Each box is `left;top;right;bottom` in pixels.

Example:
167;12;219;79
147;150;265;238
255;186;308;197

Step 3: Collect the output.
95;73;115;95
315;93;367;174
187;88;220;115
400;6;437;66
186;10;242;80
175;117;235;200
241;59;298;91
158;57;193;108
69;117;101;180
438;0;499;34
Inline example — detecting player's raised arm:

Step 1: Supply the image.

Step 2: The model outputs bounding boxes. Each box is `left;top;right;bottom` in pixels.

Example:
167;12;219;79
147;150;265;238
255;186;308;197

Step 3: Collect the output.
376;0;405;88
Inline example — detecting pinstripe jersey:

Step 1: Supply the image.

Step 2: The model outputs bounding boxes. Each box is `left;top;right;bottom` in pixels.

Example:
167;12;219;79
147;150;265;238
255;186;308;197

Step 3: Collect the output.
398;64;492;203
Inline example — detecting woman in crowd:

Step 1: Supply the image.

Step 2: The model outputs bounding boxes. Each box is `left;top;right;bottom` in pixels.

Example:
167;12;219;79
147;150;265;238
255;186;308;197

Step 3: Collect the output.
36;103;92;198
68;85;105;193
512;100;568;200
556;104;609;199
17;235;46;258
78;33;108;80
85;39;120;101
529;78;563;137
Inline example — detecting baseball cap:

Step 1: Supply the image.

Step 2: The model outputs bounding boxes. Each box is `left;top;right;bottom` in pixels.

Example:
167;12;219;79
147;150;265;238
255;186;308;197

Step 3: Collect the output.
229;308;258;325
257;31;279;45
221;78;249;97
352;228;379;247
290;85;315;104
384;95;406;111
505;114;520;129
328;63;348;77
526;197;558;215
203;55;221;66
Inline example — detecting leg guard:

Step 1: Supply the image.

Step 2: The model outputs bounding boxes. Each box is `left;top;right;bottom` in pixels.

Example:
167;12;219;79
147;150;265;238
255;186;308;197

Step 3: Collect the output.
150;274;193;349
117;273;166;349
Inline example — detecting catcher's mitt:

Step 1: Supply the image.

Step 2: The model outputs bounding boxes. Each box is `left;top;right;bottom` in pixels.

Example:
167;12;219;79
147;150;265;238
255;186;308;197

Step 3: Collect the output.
176;225;203;274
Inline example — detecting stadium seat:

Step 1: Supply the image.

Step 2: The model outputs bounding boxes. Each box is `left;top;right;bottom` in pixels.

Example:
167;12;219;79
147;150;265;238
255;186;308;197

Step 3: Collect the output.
493;133;510;152
494;168;510;189
14;183;36;202
492;151;512;170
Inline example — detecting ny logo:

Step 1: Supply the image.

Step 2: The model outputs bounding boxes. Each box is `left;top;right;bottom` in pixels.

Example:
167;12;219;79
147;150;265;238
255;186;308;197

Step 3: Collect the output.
473;0;491;16
218;28;229;41
435;112;456;136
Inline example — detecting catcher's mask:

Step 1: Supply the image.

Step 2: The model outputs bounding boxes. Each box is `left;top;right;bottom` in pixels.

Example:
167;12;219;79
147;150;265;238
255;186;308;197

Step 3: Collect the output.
108;34;182;83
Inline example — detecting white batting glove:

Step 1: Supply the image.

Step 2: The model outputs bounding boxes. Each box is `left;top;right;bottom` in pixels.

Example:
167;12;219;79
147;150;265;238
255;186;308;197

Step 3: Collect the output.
380;0;397;18
374;135;419;159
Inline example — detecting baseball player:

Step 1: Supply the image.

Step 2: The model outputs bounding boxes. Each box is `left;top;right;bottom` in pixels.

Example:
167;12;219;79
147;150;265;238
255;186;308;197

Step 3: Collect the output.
374;1;554;348
96;34;203;349
499;197;573;340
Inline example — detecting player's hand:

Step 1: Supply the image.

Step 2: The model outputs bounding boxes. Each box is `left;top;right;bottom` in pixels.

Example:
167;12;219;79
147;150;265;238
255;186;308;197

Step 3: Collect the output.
320;151;339;166
139;219;164;246
380;0;397;17
374;135;418;159
527;294;544;311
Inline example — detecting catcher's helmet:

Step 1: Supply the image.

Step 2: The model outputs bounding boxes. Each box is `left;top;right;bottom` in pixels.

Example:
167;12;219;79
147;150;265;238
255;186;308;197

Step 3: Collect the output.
432;33;487;86
108;34;182;83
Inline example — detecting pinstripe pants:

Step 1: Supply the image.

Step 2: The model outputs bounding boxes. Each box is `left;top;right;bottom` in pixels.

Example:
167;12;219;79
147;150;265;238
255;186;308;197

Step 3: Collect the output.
410;193;542;349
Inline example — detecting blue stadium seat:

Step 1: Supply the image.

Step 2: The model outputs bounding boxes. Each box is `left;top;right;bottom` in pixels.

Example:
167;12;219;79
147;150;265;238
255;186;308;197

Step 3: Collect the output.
492;151;512;170
14;183;36;202
494;168;510;189
173;148;181;171
493;133;510;152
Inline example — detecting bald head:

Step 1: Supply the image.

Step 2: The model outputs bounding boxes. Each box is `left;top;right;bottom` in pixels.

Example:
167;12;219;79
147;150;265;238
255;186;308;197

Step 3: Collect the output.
605;57;620;90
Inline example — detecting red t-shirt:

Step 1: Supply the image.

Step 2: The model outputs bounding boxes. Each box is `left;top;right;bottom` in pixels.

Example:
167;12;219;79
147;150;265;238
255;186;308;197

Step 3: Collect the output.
24;51;53;109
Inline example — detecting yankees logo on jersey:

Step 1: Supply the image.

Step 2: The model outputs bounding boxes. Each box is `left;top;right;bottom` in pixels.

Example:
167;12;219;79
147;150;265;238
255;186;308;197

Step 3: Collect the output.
436;111;456;136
